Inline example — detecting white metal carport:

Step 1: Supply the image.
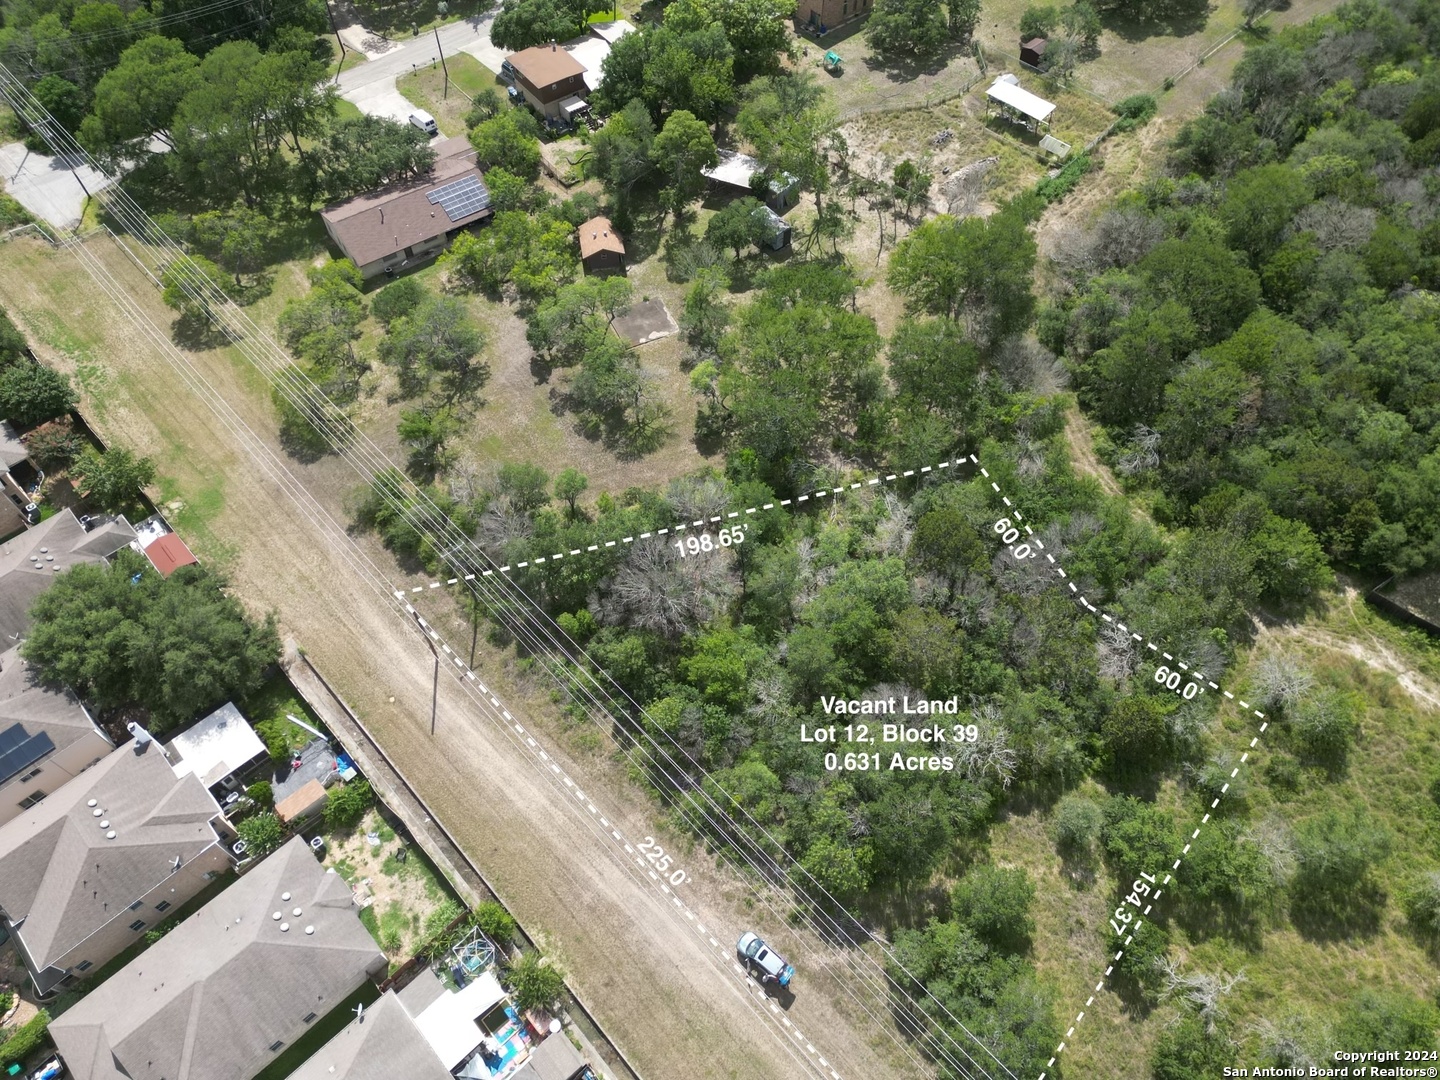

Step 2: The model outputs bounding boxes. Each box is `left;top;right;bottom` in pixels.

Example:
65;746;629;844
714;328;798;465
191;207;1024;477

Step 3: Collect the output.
985;75;1056;131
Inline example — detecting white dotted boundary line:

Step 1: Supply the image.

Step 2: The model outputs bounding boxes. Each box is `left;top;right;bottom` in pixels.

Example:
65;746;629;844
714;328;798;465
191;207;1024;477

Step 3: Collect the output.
400;601;843;1080
966;455;1271;1080
405;457;969;592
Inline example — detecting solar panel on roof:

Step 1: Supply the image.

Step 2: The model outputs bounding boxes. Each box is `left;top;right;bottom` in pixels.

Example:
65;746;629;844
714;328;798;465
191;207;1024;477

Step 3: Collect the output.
426;175;492;223
0;723;56;785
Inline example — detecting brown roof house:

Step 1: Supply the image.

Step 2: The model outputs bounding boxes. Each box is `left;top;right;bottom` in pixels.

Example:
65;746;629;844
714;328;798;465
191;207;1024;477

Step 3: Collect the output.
506;43;588;119
320;138;493;280
0;738;233;996
0;646;114;829
50;835;386;1080
578;215;625;275
798;0;872;34
285;989;452;1080
0;507;137;644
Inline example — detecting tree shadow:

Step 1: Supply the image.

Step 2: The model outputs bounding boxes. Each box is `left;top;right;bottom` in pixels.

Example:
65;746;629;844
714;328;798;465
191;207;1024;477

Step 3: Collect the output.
1172;897;1266;949
1290;879;1386;942
1098;0;1214;42
171;312;229;350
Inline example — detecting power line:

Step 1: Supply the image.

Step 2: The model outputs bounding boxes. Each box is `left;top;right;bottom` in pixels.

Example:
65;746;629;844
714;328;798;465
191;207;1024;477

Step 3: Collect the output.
0;62;1025;1080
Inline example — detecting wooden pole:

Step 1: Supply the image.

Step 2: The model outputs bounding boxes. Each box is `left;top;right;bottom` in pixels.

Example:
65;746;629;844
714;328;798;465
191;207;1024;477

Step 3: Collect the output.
434;27;450;99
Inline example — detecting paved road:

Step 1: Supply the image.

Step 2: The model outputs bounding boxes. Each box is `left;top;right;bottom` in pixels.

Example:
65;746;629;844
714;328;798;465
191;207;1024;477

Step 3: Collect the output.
337;14;507;121
0;142;112;229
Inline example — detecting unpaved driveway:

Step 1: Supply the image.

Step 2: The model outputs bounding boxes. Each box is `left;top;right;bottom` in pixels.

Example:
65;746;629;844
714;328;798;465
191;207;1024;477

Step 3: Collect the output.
0;232;930;1080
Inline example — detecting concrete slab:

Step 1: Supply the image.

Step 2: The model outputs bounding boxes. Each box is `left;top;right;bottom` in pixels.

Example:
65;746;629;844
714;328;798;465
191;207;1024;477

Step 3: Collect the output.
0;142;112;229
612;298;678;346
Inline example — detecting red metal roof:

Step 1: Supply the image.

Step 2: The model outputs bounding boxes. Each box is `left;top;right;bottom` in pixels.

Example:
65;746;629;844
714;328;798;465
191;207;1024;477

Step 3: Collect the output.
144;532;198;577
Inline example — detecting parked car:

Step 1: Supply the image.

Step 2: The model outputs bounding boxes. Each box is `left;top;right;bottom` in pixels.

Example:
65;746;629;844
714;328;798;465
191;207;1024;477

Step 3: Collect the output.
736;932;794;988
500;59;517;82
29;1057;64;1080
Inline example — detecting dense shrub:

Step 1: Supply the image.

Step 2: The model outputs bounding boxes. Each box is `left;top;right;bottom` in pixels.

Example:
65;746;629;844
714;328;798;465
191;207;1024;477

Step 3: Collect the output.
0;1010;51;1069
1034;153;1093;204
476;900;518;947
505;952;566;1011
236;812;284;856
1113;94;1157;130
323;779;374;829
245;781;274;808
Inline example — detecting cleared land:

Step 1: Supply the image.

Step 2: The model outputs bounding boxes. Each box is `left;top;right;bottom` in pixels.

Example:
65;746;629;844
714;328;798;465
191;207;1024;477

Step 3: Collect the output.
0;231;926;1080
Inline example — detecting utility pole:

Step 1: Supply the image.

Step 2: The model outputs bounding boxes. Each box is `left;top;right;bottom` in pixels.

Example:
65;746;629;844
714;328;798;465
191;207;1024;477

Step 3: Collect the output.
326;1;347;83
434;27;450;99
410;609;441;736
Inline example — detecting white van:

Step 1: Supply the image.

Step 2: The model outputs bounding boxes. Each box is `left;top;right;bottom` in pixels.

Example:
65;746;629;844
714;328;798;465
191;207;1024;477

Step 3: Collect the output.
408;109;438;136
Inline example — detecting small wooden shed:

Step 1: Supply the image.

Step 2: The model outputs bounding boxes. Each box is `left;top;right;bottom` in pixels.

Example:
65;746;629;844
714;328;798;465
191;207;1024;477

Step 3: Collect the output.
1020;37;1048;67
578;215;625;275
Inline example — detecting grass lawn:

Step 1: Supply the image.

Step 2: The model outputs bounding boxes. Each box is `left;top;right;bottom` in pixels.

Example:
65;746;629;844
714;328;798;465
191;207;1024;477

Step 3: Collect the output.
334;97;364;124
242;671;331;756
397;53;501;138
326;807;462;968
250;982;381;1080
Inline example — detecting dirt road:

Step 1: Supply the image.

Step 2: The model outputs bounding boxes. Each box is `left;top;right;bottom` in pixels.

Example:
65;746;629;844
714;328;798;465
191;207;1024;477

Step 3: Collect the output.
0;232;931;1080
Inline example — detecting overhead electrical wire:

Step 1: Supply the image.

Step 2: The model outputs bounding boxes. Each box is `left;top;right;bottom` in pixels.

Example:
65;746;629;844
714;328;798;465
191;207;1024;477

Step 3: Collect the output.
0;63;1028;1080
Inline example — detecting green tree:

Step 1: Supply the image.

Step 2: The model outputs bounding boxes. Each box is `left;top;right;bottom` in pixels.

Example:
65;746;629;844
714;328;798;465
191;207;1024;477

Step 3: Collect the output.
794;834;871;902
1060;0;1101;49
705;196;772;258
1219;165;1311;267
79;35;199;162
33;74;86;133
378;297;488;402
887;207;1037;348
498;461;551;513
651;109;718;224
0;306;27;366
237;812;284;856
663;0;795;81
189;206;275;288
324;779;374;829
952;864;1036;954
1102;796;1181;877
586;98;656;218
735;71;838;223
0;362;78;427
1020;4;1059;37
1292;807;1391;931
315;115;436;201
1052;793;1103;855
490;0;608;50
594;24;736;123
1081;301;1196;427
505;952;567;1011
553;467;589;519
397;405;460;479
371;277;428;328
72;445;157;513
161;254;230;317
1334;991;1439;1053
1152;1013;1232;1080
22;548;280;727
469;109;542;180
1138;237;1261;343
865;0;949;60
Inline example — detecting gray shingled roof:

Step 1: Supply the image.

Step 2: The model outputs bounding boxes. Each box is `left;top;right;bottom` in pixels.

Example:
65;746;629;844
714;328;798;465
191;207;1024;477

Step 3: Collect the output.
0;740;221;978
0;509;136;641
0;646;105;778
51;835;387;1080
284;990;452;1080
510;1033;591;1080
0;421;26;469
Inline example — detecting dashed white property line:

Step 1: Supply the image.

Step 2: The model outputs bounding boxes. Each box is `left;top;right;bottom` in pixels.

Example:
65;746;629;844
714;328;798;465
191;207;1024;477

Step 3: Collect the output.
400;600;842;1080
405;457;970;592
966;455;1271;1080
